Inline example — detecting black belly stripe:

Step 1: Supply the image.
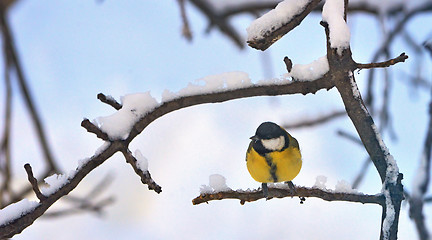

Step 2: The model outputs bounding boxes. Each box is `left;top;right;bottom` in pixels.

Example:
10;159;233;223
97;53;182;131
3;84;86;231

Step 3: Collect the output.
265;155;278;182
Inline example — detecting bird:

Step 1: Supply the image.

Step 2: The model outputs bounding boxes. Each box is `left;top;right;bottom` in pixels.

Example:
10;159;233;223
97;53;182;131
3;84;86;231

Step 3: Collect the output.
246;121;302;198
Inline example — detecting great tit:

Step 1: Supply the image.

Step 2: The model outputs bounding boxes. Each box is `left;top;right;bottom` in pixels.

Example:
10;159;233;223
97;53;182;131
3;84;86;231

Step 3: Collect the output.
246;122;302;198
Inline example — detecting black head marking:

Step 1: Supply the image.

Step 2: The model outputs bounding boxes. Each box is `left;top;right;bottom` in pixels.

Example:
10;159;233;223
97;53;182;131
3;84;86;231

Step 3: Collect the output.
255;122;285;140
250;122;290;155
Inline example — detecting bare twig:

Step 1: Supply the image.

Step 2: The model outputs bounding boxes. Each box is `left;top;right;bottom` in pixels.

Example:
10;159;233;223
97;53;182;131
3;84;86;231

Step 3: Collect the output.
352;157;372;189
121;149;162;193
357;53;408;69
0;33;13;207
0;8;58;172
43;196;115;218
24;164;46;201
97;93;122;110
188;0;244;48
283;110;345;129
177;0;192;41
408;71;432;240
284;56;292;73
336;130;362;145
81;119;109;141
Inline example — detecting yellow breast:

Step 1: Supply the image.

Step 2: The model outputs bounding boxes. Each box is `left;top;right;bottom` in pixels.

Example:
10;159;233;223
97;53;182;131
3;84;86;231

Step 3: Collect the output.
246;142;302;183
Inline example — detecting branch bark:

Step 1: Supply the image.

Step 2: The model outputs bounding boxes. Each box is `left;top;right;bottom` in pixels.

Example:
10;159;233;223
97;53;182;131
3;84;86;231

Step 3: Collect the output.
192;186;385;206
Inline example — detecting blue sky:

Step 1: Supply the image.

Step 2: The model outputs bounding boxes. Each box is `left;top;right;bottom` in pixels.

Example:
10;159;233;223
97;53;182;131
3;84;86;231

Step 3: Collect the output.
2;0;432;239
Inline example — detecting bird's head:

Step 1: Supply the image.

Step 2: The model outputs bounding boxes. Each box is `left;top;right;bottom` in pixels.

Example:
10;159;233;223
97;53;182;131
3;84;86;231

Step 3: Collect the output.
250;122;288;152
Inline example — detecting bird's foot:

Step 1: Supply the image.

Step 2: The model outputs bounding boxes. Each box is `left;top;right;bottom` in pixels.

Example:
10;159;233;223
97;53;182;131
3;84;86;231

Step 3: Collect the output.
285;181;305;204
262;183;270;200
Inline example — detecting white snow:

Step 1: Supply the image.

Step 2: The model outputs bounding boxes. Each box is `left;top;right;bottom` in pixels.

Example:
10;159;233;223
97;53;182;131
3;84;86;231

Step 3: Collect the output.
371;124;399;185
348;71;361;98
334;180;358;193
200;174;231;194
382;188;395;240
313;175;328;190
162;71;252;102
97;92;159;140
246;0;312;42
322;0;351;55
0;199;39;226
40;174;69;196
134;149;149;172
287;55;329;81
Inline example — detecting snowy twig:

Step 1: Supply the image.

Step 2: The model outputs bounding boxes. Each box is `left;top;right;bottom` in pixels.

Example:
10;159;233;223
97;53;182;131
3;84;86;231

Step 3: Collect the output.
283;110;345;129
81;119;109;141
24;164;46;202
44;173;115;218
247;0;322;51
0;142;121;238
320;3;404;239
121;149;162;193
192;185;384;205
97;93;122;110
357;53;408;69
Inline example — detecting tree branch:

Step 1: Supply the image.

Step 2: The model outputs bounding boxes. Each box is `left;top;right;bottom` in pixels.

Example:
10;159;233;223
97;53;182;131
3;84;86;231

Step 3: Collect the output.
97;93;122;110
192;185;384;206
0;7;58;172
81;119;109;141
0;71;337;238
121;149;162;193
247;0;323;50
357;53;408;69
23;164;46;202
283;110;345;129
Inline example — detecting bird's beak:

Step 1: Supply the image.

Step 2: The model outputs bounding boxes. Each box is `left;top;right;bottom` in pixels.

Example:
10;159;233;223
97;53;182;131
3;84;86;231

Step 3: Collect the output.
250;135;259;141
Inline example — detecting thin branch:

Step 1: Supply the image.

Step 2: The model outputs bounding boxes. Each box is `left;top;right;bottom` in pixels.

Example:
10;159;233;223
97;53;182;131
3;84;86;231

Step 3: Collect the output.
192;186;384;205
0;8;58;172
408;75;432;240
0;34;13;206
188;0;244;48
177;0;192;41
97;93;122;110
283;110;345;129
352;157;372;189
247;0;323;50
357;52;408;69
0;72;336;238
121;149;162;193
43;196;115;218
81;119;109;141
336;130;363;145
0;142;122;238
23;164;46;202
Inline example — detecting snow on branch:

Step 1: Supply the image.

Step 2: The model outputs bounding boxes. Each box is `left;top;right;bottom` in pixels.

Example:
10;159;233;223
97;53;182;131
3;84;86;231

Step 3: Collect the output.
0;72;337;239
322;0;350;55
247;0;322;50
192;184;384;205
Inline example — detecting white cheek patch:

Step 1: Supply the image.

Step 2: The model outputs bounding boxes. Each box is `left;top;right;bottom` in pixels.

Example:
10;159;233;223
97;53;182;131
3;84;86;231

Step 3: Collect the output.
261;136;285;151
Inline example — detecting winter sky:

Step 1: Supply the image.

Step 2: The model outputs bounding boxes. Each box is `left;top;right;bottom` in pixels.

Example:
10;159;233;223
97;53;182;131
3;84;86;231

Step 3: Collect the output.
2;0;432;239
